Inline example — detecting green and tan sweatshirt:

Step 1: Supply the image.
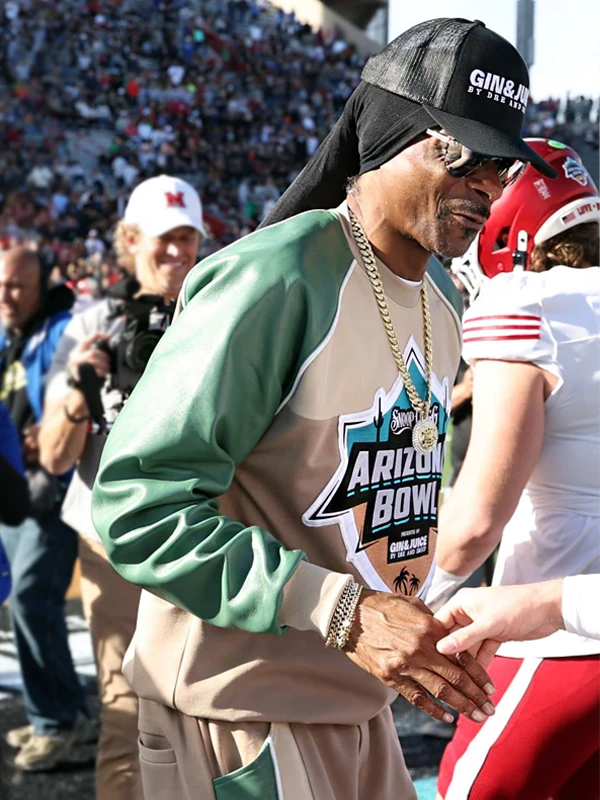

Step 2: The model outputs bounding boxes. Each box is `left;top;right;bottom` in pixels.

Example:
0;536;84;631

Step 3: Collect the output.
92;204;462;725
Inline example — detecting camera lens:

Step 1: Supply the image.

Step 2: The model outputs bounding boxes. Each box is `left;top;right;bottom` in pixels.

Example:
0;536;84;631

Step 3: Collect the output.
125;330;163;372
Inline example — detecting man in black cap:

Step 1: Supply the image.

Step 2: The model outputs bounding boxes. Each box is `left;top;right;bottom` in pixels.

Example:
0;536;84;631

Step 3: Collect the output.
262;17;554;225
91;18;555;799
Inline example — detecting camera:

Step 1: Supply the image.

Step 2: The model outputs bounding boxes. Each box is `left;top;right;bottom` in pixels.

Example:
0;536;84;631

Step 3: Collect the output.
97;277;175;396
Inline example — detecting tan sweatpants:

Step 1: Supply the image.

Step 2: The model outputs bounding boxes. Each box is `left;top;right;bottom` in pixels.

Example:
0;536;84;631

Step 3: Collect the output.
79;535;143;800
138;697;417;800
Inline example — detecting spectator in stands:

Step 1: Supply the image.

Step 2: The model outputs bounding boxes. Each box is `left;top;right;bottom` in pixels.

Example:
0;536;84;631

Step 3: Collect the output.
83;229;106;257
38;175;206;800
0;247;89;772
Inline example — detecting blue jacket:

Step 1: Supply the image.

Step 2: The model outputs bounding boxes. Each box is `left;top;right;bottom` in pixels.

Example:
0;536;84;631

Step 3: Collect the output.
0;309;72;424
0;401;24;474
0;401;25;602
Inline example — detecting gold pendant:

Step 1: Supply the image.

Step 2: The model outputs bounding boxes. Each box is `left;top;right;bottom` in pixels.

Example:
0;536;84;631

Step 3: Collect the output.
412;417;438;455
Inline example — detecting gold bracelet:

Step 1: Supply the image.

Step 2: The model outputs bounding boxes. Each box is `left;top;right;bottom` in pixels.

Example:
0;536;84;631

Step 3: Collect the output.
325;581;363;650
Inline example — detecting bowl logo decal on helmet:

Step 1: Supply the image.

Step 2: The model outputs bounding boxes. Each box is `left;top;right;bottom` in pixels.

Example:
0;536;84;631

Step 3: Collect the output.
450;138;600;301
563;157;590;187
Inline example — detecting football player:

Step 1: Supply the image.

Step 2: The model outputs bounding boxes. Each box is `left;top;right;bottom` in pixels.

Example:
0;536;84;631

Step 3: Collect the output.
427;139;600;800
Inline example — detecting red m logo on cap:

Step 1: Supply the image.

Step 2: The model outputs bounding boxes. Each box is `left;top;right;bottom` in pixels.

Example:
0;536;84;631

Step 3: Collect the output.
165;191;186;208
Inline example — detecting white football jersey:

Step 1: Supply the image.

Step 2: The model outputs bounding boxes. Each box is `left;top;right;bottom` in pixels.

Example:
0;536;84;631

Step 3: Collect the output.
463;266;600;658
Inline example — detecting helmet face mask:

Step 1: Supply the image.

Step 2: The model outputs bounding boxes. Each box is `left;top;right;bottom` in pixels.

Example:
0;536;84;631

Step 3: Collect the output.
451;239;487;303
451;138;600;301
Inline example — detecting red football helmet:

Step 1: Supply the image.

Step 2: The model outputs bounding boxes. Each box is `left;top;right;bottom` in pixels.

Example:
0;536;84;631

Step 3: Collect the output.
452;139;600;300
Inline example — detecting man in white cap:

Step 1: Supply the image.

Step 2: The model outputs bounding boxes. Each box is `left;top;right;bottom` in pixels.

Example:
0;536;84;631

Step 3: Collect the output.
36;175;206;798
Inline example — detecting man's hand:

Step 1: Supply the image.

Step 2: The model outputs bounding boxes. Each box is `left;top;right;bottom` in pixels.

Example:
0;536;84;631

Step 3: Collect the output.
67;333;111;383
434;582;565;668
345;589;496;724
22;423;40;464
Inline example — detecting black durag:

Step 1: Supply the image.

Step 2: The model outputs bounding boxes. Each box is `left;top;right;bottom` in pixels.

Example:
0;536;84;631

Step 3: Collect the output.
259;83;434;227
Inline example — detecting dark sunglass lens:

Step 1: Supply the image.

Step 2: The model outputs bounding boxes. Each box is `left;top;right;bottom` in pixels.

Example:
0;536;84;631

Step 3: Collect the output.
439;133;525;186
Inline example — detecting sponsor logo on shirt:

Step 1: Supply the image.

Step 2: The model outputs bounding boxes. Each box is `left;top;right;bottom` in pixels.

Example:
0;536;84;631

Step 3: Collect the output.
303;338;450;596
468;69;529;114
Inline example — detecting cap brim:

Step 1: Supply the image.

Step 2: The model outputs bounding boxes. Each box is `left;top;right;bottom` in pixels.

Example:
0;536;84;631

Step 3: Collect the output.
138;210;208;239
423;105;558;179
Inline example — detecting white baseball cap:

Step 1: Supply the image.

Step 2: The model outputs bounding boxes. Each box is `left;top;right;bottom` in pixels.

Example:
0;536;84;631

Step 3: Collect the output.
124;175;207;238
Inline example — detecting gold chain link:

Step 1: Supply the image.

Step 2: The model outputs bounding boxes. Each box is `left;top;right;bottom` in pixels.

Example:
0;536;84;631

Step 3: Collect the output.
348;207;433;420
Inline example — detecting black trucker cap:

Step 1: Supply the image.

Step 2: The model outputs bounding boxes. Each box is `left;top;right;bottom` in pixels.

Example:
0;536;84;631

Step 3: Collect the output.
362;18;557;178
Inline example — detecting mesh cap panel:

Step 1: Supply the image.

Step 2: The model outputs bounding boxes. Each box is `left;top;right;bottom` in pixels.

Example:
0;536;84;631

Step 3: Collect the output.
361;18;479;107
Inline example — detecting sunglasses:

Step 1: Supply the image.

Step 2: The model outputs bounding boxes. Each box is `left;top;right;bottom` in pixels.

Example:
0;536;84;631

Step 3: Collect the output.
426;129;526;188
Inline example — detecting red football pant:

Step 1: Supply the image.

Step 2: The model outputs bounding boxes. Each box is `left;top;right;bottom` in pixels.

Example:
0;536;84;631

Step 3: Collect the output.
438;654;600;800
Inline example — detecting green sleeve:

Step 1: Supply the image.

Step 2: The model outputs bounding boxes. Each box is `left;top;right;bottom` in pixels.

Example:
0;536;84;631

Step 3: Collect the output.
91;211;353;636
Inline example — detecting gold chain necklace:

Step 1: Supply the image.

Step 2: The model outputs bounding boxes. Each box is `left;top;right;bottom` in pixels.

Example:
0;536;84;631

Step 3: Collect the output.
348;207;439;455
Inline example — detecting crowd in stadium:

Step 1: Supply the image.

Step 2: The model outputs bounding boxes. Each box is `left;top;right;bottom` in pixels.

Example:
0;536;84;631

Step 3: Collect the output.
0;0;363;287
1;0;597;302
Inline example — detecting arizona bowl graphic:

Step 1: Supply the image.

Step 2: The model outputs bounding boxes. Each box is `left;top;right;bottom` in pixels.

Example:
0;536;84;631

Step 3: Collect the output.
304;337;451;596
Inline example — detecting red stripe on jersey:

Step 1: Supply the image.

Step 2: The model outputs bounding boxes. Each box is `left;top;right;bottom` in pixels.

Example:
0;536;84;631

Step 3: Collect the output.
463;333;542;343
465;314;541;323
463;324;541;333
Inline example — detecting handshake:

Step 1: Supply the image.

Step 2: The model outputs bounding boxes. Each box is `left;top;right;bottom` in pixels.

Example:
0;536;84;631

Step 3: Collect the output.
434;578;574;667
344;577;582;726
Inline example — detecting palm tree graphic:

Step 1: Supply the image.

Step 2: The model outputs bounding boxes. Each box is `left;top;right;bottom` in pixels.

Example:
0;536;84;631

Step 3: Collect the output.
408;574;421;595
393;567;410;594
